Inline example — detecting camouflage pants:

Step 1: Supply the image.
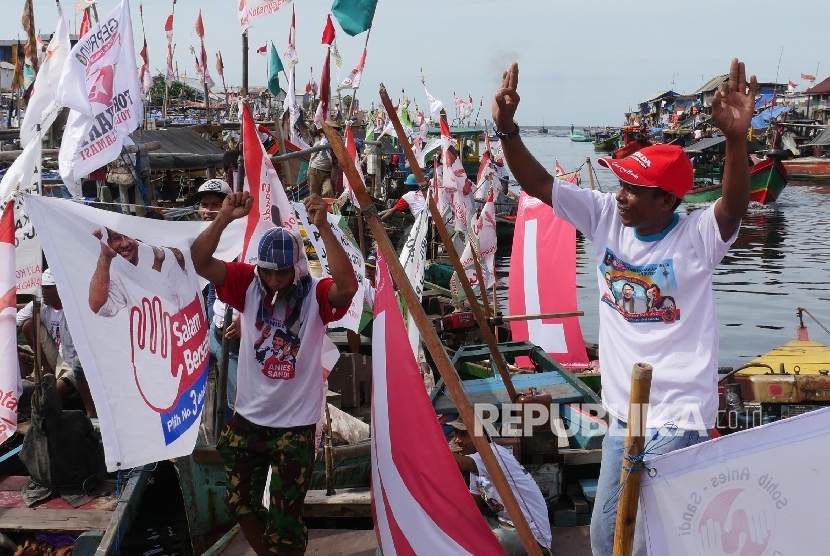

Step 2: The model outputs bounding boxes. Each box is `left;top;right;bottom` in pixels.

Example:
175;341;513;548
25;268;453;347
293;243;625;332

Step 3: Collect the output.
217;414;315;553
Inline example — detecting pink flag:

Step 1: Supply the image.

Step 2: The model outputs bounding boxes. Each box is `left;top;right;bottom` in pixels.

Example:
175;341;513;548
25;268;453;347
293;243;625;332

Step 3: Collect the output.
555;158;579;185
194;10;204;39
341;125;363;208
240;103;298;264
801;72;816;82
509;192;588;369
313;49;330;129
371;250;507;555
0;200;20;442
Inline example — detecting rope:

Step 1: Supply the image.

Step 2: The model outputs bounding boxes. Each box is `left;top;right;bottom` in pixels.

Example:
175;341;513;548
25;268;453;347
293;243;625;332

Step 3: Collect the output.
68;198;199;219
800;307;830;338
590;162;605;193
601;422;701;514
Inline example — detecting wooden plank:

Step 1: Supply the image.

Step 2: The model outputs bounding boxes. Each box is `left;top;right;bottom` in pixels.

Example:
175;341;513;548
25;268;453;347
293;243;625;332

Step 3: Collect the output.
0;508;113;531
96;465;153;556
303;488;371;518
0;476;118;511
559;448;603;466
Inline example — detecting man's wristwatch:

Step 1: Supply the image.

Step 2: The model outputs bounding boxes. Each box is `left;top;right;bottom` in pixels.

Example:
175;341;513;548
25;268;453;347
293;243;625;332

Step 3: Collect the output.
494;121;520;141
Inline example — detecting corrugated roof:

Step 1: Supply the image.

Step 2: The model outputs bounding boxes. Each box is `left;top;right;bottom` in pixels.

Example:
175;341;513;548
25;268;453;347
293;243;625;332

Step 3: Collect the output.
128;128;225;156
644;90;678;103
805;76;830;95
695;75;728;94
685;136;763;153
805;127;830;146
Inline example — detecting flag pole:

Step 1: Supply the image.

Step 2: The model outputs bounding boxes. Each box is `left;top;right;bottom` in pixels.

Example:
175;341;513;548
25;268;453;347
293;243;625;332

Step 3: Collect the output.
613;363;653;556
321;121;543;556
345;28;372;122
377;84;519;402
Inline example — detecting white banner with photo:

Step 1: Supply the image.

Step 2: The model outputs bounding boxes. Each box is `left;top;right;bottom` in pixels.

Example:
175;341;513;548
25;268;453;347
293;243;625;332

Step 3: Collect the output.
25;195;243;470
57;0;142;186
641;406;830;555
295;204;364;332
398;198;430;355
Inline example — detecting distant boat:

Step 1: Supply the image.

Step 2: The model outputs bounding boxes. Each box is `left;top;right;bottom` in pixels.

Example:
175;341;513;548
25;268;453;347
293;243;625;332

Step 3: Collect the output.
569;128;593;142
539;118;549;134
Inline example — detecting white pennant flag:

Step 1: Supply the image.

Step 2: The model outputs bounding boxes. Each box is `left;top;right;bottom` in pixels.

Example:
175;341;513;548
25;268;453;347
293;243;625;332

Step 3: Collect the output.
57;0;142;187
0;201;22;443
282;70;310;150
21;16;71;148
423;85;444;123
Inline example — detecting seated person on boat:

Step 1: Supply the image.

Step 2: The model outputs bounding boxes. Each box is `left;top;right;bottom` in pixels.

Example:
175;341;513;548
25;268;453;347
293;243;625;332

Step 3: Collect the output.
449;420;552;556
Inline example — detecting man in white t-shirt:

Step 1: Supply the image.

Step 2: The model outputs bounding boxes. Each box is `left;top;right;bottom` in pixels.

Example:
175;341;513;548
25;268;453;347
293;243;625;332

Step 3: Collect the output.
191;192;358;555
492;59;757;555
449;420;552;555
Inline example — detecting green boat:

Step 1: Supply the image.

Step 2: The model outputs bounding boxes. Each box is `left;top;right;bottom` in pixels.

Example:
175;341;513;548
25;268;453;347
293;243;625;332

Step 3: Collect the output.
684;158;788;205
593;133;621;152
426;125;484;180
569;129;593;142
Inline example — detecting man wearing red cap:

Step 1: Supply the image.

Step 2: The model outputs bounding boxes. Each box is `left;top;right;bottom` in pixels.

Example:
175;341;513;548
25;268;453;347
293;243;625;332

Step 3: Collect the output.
492;59;757;554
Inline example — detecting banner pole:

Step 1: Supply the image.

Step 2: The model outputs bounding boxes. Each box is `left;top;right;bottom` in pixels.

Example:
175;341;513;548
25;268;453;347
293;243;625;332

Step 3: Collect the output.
376;85;519;402
322;121;543;556
613;362;654;556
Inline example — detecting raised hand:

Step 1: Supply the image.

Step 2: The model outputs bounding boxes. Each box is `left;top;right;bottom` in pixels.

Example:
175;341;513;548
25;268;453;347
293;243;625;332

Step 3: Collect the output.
92;228;117;260
492;63;521;133
304;194;330;229
219;191;254;221
712;58;758;139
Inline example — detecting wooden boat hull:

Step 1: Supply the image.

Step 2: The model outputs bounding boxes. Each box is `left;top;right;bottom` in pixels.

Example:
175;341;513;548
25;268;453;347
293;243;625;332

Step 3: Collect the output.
684;158;787;205
568;133;593;143
782;157;830;180
593;135;620;152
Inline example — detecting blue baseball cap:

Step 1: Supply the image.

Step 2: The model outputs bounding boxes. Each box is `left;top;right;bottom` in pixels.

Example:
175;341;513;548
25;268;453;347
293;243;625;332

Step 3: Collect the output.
404;173;419;187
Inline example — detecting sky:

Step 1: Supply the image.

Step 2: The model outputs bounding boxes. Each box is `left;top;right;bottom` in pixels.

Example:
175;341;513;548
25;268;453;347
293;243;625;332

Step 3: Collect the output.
2;0;827;126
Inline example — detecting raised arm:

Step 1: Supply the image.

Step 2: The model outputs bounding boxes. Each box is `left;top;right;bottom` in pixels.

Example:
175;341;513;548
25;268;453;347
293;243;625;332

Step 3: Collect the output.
492;63;554;206
304;195;358;308
89;230;117;314
192;192;253;286
712;58;757;240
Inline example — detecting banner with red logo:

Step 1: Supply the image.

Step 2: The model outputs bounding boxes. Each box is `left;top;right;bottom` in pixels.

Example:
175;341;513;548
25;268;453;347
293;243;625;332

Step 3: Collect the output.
0;201;21;443
25;195;243;470
641;407;830;555
57;0;142;187
371;250;507;555
508;192;588;369
238;0;293;33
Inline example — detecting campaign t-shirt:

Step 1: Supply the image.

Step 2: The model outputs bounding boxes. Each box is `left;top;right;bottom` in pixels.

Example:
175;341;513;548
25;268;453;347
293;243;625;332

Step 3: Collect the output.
393;190;427;218
216;262;347;428
468;443;552;549
16;302;76;363
552;179;737;429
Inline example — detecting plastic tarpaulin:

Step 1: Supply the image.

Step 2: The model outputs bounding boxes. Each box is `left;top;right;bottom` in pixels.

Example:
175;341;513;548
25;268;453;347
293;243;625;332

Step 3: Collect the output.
751;106;790;129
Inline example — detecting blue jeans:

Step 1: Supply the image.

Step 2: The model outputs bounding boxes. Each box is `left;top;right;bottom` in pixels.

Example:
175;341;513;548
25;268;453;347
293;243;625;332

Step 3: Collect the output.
209;322;238;421
590;418;707;556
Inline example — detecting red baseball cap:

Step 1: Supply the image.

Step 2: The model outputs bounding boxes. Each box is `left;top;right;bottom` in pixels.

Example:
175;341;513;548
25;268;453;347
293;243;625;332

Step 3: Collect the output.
597;144;693;198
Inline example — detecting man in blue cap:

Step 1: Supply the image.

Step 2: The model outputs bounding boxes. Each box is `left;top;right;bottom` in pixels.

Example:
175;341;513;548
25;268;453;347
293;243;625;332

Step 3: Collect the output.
379;173;427;222
191;193;358;555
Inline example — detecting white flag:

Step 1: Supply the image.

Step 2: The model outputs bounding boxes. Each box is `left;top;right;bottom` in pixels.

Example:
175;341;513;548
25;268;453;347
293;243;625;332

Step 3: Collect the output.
282;70;310;150
25;195;243;470
57;0;142;185
21;16;71;148
0;201;22;443
423;85;444;123
397;195;430;355
238;0;293;33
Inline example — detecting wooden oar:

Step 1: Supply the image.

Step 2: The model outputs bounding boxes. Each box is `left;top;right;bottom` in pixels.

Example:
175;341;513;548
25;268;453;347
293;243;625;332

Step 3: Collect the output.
376;85;519;403
321;122;543;556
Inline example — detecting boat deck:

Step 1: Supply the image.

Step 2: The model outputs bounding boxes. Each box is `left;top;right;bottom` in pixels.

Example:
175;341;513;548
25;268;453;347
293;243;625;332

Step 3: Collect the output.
0;475;118;532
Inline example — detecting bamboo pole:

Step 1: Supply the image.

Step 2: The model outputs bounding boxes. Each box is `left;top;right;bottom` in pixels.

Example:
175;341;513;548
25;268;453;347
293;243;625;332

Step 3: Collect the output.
488;311;584;325
586;157;596;191
321;122;543;556
613;363;654;556
31;298;42;413
377;84;519;402
470;242;492;319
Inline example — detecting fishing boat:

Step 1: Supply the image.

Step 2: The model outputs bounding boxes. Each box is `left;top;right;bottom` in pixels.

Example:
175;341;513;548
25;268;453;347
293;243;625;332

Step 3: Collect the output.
684;137;787;204
718;308;830;433
611;125;652;159
781;156;830;180
568;129;593;143
427;125;484;180
539;119;549;134
593;130;620;152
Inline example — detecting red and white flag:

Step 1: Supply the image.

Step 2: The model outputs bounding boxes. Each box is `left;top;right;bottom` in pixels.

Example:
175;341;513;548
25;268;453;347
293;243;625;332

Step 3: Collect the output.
339;48;366;90
371;250;507;556
509;192;588;369
450;189;497;300
313;49;330;129
283;6;298;69
0;200;21;443
555;158;579;185
788;79;797;92
801;72;816;82
78;8;92;38
256;45;268;56
438;118;464;228
238;0;293;32
194;11;213;88
241;103;298;265
321;14;342;72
